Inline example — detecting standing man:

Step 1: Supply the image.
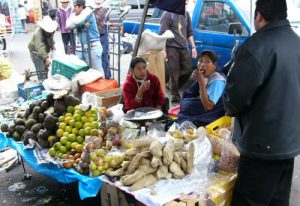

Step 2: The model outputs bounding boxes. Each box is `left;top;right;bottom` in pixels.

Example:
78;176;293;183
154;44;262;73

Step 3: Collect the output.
41;0;49;17
159;2;197;104
93;0;111;79
223;0;300;205
28;16;57;81
66;0;103;73
56;0;75;54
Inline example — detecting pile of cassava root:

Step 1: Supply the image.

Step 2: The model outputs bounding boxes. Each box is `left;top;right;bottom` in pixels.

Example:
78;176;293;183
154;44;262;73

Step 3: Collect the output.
106;139;195;191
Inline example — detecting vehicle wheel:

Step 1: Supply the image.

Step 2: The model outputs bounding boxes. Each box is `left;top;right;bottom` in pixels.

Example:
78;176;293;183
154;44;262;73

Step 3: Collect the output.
0;37;6;50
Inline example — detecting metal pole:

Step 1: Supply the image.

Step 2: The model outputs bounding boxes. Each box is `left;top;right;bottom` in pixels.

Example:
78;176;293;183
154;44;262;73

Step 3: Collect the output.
131;0;150;57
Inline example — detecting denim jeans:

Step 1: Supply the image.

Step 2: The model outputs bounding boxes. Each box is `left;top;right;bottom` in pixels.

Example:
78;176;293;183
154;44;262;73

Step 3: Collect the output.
61;32;75;54
76;42;103;74
30;51;47;81
100;33;111;79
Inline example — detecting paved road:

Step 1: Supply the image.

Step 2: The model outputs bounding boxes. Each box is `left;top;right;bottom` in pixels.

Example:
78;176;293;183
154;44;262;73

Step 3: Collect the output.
1;29;300;206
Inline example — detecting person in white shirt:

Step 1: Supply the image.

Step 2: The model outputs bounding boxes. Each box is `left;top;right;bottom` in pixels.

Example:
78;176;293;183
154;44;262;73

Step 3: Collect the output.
17;4;28;32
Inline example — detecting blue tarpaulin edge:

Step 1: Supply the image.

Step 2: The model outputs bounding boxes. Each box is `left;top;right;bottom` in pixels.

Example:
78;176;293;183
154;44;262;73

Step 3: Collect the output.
0;133;102;200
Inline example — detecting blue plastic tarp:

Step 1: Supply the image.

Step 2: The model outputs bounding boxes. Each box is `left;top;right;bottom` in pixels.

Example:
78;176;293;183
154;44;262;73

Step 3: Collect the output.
0;133;102;200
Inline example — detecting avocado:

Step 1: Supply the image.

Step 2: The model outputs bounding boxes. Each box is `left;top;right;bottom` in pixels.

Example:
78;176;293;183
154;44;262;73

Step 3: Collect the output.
8;124;15;134
37;129;50;141
54;100;66;116
1;124;8;132
29;102;38;112
38;138;49;148
25;119;37;129
63;95;80;107
14;118;25;126
12;131;21;141
38;113;46;123
41;101;49;111
15;125;26;135
46;93;55;105
24;109;31;119
44;115;58;131
28;113;38;121
33;106;42;115
17;112;24;119
30;123;43;134
23;131;36;145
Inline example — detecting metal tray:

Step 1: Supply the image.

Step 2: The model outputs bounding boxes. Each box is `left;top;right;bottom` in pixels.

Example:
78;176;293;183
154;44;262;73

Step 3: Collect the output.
124;107;163;121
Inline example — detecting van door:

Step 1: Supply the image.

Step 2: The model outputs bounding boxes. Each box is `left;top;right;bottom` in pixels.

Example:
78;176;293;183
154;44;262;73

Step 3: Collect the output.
192;0;250;68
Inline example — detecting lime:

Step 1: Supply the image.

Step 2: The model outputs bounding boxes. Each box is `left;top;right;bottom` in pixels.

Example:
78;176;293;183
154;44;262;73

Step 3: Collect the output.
74;105;80;111
60;146;67;153
65;113;73;118
63;132;70;137
58;116;65;123
66;141;72;150
81;116;88;124
91;108;98;114
64;116;72;125
74;114;81;122
57;152;64;159
48;135;55;143
92;114;98;121
78;129;85;137
88;117;94;123
60;136;68;145
54;142;62;151
71;142;78;149
67;106;75;114
75;121;83;129
56;129;64;138
84;127;92;135
75;144;83;153
59;122;67;130
68;134;77;142
49;148;56;157
90;129;99;136
65;126;72;134
76;136;84;144
85;111;92;118
91;121;99;129
83;122;91;129
72;128;79;135
69;119;76;127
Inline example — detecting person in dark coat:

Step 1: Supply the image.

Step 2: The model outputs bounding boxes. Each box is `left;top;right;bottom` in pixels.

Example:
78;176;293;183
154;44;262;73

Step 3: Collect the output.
223;0;300;205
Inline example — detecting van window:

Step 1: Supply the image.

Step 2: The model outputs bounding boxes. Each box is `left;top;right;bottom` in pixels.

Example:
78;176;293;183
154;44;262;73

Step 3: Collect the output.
198;1;248;35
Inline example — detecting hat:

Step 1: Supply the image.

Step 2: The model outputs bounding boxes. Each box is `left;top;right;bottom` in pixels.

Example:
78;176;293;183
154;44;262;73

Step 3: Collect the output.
256;0;287;14
37;16;58;33
60;0;69;3
73;0;85;6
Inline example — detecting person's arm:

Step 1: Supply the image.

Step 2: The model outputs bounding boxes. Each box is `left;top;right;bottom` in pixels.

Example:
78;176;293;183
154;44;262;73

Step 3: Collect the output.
159;12;171;60
188;36;197;58
186;13;197;58
193;70;214;111
33;33;49;61
66;6;93;28
223;49;265;116
55;10;61;31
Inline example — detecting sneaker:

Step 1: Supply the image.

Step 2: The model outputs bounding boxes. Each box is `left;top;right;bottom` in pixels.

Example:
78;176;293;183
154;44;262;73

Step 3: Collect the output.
171;95;181;104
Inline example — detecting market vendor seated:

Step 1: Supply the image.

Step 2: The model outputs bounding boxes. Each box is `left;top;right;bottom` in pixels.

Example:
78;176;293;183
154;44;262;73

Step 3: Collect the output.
123;57;166;113
177;50;226;126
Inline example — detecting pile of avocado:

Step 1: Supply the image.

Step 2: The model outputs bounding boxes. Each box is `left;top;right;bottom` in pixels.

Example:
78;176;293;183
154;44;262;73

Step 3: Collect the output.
0;93;80;148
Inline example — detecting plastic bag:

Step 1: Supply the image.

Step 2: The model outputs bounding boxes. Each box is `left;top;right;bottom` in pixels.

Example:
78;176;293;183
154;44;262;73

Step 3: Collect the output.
42;74;71;90
0;70;23;105
81;92;99;107
110;104;124;122
218;128;240;173
180;121;198;141
147;121;166;140
167;122;184;140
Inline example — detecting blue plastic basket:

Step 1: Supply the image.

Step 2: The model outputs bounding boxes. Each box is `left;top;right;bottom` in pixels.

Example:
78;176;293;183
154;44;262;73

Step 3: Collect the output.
18;83;45;100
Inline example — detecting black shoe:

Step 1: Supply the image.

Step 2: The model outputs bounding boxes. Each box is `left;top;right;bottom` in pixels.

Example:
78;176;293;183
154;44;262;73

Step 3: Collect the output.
171;95;181;104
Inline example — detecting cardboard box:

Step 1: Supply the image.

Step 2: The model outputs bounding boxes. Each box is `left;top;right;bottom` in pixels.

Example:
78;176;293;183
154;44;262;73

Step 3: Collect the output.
96;88;122;108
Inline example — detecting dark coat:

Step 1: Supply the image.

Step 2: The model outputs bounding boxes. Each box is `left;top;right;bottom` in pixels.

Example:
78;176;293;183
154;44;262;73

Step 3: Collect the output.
223;19;300;160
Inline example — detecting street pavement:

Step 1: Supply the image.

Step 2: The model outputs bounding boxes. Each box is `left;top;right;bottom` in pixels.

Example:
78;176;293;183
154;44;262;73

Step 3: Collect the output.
1;27;300;206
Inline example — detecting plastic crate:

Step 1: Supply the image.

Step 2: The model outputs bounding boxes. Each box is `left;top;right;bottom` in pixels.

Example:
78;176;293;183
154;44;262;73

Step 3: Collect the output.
205;116;232;137
168;105;180;119
51;59;89;79
82;78;118;93
18;83;45;100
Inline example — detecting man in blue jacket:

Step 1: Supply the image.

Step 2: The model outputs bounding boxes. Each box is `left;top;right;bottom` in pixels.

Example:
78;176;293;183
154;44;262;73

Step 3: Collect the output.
223;0;300;205
67;0;103;73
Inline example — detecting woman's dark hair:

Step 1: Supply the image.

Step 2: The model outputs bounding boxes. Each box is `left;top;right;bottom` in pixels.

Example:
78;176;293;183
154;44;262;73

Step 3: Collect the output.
198;50;218;64
255;0;287;21
130;57;147;70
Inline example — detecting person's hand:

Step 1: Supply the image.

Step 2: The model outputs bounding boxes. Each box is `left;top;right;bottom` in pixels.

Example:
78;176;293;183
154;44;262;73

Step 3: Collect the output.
163;49;168;62
45;57;51;66
139;80;151;93
192;69;205;84
191;47;197;58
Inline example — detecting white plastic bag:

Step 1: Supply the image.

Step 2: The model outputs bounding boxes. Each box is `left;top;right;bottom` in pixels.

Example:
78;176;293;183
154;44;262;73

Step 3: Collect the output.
42;74;71;90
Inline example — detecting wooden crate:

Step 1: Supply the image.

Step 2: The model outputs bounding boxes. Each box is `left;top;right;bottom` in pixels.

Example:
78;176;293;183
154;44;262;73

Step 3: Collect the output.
139;50;166;95
165;194;210;206
95;88;122;108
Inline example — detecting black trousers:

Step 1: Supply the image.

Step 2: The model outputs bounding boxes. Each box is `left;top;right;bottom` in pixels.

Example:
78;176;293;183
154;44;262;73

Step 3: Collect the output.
231;155;294;206
61;32;75;54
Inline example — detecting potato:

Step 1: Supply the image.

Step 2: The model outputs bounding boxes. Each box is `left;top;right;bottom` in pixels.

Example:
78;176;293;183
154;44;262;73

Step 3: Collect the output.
173;152;181;165
163;139;175;166
126;153;142;175
125;148;140;156
139;164;157;175
141;158;151;166
134;139;153;149
105;168;125;177
187;142;195;174
180;158;187;174
169;161;185;179
174;139;184;151
121;170;145;186
121;161;130;170
150;140;163;157
157;165;170;179
151;156;162;168
129;174;158;191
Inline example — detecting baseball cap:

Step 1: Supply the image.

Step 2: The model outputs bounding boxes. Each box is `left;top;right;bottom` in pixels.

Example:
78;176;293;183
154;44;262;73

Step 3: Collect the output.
73;0;85;6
